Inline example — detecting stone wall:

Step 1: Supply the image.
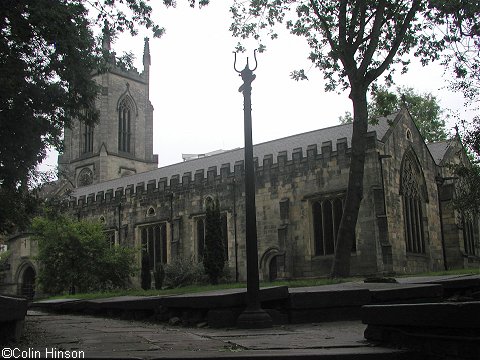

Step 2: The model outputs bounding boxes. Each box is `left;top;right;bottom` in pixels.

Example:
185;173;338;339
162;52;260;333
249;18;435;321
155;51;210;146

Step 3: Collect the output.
72;129;390;284
0;234;39;298
380;112;444;274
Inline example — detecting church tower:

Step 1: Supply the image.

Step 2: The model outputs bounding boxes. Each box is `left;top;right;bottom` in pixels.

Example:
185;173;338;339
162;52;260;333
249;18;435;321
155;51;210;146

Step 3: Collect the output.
58;32;158;187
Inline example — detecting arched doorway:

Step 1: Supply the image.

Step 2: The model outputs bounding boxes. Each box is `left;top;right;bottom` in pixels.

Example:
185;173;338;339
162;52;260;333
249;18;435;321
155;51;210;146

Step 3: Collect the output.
21;266;36;300
260;247;286;282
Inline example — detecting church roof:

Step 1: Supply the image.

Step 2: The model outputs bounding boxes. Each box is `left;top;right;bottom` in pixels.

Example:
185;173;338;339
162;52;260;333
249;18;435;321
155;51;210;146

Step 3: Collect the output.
72;115;395;199
427;140;451;165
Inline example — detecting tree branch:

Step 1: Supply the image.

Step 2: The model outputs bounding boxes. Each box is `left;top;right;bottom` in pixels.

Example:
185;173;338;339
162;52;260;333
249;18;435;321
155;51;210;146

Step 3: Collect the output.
365;0;421;85
310;0;338;55
351;3;369;58
338;0;348;51
358;0;387;76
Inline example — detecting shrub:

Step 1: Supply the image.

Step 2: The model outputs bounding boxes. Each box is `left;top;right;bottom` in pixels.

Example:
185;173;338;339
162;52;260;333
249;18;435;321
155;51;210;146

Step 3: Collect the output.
163;257;207;288
33;214;136;294
203;198;225;285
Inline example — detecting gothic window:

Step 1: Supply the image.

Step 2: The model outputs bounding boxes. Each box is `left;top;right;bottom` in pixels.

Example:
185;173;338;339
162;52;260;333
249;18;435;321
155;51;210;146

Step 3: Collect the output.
279;198;289;221
104;230;116;248
406;128;413;142
118;97;132;153
146;206;156;217
401;150;426;254
313;195;355;256
141;223;167;271
77;168;93;187
462;215;477;256
82;123;94;154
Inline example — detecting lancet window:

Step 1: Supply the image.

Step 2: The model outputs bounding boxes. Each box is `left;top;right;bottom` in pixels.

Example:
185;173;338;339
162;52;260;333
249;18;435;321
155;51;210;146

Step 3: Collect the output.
401;150;426;254
118;97;132;153
141;223;167;270
462;215;477;256
312;195;355;256
82;123;94;154
104;230;116;248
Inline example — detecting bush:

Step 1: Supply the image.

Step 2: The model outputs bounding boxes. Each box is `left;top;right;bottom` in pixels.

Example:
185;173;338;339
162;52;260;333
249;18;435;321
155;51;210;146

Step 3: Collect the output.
33;214;136;294
203;198;225;285
163;257;207;288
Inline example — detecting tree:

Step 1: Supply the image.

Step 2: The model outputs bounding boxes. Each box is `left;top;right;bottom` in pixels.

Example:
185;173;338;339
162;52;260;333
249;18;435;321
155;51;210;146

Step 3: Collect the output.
231;0;467;277
0;0;209;235
429;0;480;105
203;198;225;285
33;213;135;294
339;86;449;142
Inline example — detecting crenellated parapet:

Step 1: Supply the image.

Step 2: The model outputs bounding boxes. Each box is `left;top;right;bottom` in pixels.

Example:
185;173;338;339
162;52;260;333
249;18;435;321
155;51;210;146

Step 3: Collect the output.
71;129;380;208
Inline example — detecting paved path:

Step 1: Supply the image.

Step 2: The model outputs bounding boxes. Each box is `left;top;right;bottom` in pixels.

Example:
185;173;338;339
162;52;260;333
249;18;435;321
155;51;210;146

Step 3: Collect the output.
4;310;415;359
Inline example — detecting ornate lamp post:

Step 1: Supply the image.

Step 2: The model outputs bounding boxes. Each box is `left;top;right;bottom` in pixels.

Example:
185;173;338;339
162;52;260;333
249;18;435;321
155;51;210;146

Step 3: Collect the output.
234;51;272;328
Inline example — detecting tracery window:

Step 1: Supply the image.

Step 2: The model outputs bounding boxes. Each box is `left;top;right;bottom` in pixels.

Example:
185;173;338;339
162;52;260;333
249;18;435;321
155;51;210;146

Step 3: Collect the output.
141;223;167;270
77;167;93;187
312;195;355;256
462;215;477;256
104;230;116;248
118;97;132;153
82;123;94;154
401;150;426;254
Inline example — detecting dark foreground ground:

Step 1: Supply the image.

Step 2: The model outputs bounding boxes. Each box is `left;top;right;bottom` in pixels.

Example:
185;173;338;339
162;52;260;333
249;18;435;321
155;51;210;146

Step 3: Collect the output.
4;274;479;359
5;310;416;359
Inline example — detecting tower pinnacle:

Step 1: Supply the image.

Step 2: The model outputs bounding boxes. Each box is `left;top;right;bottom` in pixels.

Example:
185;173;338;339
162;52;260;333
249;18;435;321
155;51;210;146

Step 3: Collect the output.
102;22;111;52
143;37;151;68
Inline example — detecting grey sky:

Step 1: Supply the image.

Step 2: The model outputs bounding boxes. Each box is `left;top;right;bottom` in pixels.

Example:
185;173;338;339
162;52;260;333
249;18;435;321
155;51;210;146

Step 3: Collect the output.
40;1;470;171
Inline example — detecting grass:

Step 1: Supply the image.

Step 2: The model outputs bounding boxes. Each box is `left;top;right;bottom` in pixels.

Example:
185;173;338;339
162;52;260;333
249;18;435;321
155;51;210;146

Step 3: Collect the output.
401;267;480;277
42;277;354;301
40;267;479;301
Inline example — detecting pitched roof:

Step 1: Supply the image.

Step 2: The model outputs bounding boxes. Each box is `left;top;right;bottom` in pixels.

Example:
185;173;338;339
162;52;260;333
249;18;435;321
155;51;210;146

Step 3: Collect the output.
427;140;451;165
72;116;395;199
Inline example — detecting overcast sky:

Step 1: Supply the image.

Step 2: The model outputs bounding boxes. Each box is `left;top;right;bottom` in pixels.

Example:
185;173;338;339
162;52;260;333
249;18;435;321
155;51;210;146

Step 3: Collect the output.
41;1;471;171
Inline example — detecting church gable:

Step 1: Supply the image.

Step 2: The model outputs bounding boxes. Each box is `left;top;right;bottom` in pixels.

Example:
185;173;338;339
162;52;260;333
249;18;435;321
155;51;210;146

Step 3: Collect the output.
378;109;444;273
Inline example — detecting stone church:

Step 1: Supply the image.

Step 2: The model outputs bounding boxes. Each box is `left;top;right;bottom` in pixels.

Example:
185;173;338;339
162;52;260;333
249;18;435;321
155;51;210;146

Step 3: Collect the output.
2;38;479;296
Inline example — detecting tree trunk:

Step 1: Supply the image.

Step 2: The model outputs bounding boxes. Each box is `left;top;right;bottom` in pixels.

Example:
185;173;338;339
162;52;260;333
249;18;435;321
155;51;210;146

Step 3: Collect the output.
331;86;369;278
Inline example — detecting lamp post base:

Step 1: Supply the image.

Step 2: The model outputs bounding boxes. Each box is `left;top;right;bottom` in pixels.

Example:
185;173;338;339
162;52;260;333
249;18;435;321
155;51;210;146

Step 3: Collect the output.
236;308;273;329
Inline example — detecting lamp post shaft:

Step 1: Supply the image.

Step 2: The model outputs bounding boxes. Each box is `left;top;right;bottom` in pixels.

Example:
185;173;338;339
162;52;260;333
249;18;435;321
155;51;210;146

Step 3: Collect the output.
234;52;272;328
242;73;261;311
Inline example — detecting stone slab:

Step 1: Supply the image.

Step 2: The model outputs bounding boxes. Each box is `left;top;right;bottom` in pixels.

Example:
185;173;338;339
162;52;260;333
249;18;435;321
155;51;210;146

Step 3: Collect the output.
0;295;28;322
86;295;165;310
365;324;480;360
397;274;480;292
30;298;84;311
343;282;443;303
0;295;28;342
161;286;289;309
21;311;421;360
288;284;371;309
361;301;480;328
